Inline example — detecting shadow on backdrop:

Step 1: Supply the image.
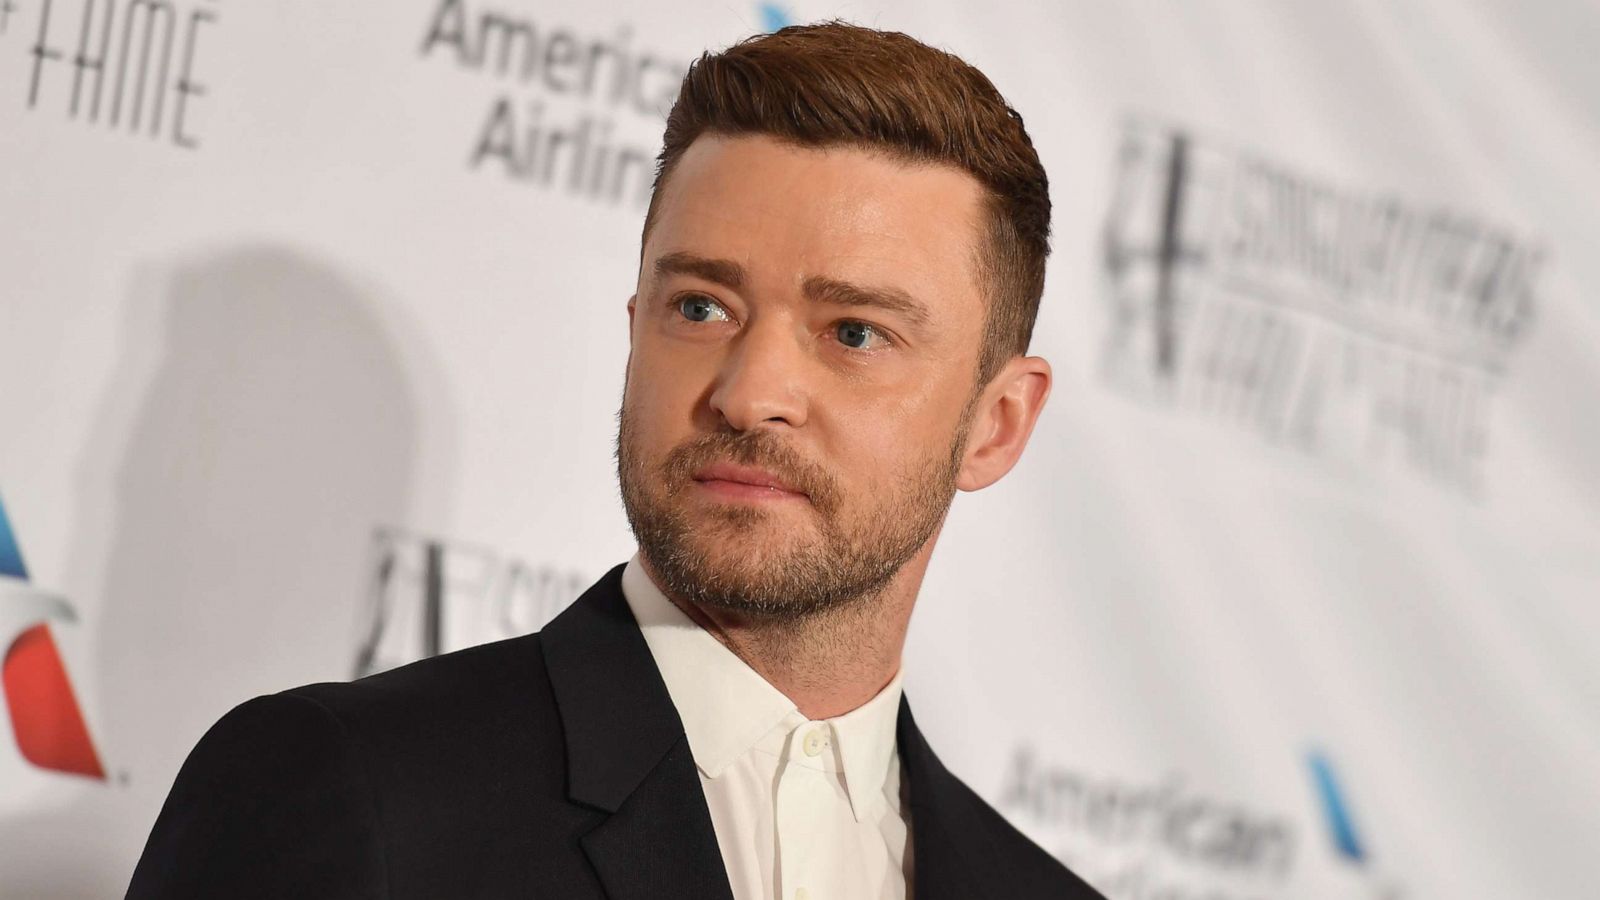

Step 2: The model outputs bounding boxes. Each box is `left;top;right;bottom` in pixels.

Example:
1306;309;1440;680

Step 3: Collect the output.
1;247;426;897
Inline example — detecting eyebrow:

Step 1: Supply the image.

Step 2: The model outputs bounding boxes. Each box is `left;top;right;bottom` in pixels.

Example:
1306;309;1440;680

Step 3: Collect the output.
653;251;745;289
652;251;932;328
802;275;931;328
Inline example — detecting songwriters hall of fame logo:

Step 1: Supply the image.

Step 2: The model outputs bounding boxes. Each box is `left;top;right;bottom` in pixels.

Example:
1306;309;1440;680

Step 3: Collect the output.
1099;119;1544;497
6;0;219;149
351;526;587;678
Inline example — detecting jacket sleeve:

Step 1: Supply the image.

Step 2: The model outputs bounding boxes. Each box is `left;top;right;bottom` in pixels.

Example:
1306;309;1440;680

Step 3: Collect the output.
125;691;388;899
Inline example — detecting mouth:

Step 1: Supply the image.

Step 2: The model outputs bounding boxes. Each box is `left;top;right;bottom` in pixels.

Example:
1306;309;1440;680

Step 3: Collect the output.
690;462;810;502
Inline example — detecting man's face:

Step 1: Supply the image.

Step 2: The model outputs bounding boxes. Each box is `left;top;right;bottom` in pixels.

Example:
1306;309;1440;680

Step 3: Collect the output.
617;134;990;620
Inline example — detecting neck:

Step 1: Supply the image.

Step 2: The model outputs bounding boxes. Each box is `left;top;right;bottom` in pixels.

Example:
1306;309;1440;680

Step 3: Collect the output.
640;543;935;720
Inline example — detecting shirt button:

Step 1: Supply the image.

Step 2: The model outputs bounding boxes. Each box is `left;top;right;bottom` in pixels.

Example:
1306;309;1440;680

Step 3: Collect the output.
802;728;826;757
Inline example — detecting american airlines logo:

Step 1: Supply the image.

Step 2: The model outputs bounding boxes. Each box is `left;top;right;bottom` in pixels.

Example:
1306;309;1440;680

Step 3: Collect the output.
1308;749;1406;900
997;744;1410;898
0;492;105;779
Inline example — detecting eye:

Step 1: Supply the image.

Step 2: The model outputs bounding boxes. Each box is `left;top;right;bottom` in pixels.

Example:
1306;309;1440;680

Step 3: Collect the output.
835;320;887;350
677;294;730;323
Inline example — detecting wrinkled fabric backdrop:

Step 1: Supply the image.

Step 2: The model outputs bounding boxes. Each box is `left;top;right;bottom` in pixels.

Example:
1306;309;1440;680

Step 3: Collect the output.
2;1;1597;897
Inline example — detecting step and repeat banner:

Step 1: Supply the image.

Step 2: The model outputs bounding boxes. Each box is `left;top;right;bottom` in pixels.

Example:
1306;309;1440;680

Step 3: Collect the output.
2;1;1597;897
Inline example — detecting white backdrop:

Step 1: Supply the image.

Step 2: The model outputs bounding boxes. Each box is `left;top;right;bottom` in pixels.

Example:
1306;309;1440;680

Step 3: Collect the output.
2;1;1597;897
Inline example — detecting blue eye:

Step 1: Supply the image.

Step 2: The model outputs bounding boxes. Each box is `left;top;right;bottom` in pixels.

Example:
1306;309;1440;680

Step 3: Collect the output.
836;321;879;349
677;295;727;323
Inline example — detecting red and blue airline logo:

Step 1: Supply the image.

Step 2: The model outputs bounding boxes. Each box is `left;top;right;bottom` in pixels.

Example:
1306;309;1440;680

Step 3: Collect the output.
0;492;104;779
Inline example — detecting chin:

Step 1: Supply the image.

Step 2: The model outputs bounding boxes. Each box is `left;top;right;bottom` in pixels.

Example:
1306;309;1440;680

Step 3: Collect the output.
685;497;814;534
685;520;818;565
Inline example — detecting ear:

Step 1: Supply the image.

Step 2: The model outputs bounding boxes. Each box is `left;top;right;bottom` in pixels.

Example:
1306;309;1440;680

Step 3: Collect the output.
626;294;637;342
955;355;1052;492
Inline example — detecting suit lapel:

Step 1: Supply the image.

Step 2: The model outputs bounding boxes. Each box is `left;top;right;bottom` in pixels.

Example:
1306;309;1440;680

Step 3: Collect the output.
578;734;738;900
898;696;1000;900
542;565;1017;900
541;564;736;900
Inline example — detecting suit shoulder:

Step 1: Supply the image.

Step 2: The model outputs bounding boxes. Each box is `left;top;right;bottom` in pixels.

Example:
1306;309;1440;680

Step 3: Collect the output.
128;692;387;898
265;632;567;801
939;768;1107;899
287;631;550;724
172;690;365;783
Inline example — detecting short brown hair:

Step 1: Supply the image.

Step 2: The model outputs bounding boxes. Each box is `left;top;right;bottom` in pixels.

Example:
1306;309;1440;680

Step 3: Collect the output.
643;21;1051;385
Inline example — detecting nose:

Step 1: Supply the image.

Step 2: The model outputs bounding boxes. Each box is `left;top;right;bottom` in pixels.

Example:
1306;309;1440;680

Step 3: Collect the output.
708;316;809;432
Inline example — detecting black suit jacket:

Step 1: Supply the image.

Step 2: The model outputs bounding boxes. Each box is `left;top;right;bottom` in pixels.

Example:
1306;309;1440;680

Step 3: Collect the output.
128;564;1104;899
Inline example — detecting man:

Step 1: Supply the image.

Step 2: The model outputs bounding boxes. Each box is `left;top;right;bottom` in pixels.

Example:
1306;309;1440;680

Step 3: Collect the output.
128;21;1105;900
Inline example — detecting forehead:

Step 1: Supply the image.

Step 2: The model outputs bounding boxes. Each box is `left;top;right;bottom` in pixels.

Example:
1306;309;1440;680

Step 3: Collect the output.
644;134;988;320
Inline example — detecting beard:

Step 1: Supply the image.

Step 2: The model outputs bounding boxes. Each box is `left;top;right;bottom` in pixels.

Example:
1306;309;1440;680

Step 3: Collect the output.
615;397;974;623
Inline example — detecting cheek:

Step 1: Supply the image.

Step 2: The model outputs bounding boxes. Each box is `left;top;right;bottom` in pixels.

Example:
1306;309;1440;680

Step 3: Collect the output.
828;384;955;478
865;369;964;436
625;339;710;433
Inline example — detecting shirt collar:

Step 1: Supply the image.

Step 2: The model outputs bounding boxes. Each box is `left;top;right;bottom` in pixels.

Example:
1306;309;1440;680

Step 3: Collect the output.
826;658;905;821
620;553;904;822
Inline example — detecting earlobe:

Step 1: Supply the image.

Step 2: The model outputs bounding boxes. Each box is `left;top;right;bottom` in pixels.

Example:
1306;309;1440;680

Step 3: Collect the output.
955;357;1052;493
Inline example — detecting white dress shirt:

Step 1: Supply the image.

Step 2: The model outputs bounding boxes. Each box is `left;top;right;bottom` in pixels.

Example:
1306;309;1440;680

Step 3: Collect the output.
620;556;912;900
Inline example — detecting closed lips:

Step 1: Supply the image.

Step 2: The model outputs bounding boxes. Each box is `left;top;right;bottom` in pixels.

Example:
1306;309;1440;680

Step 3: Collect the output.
692;463;806;495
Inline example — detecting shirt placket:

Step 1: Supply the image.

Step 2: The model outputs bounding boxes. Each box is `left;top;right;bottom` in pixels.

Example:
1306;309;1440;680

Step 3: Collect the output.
774;721;837;900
